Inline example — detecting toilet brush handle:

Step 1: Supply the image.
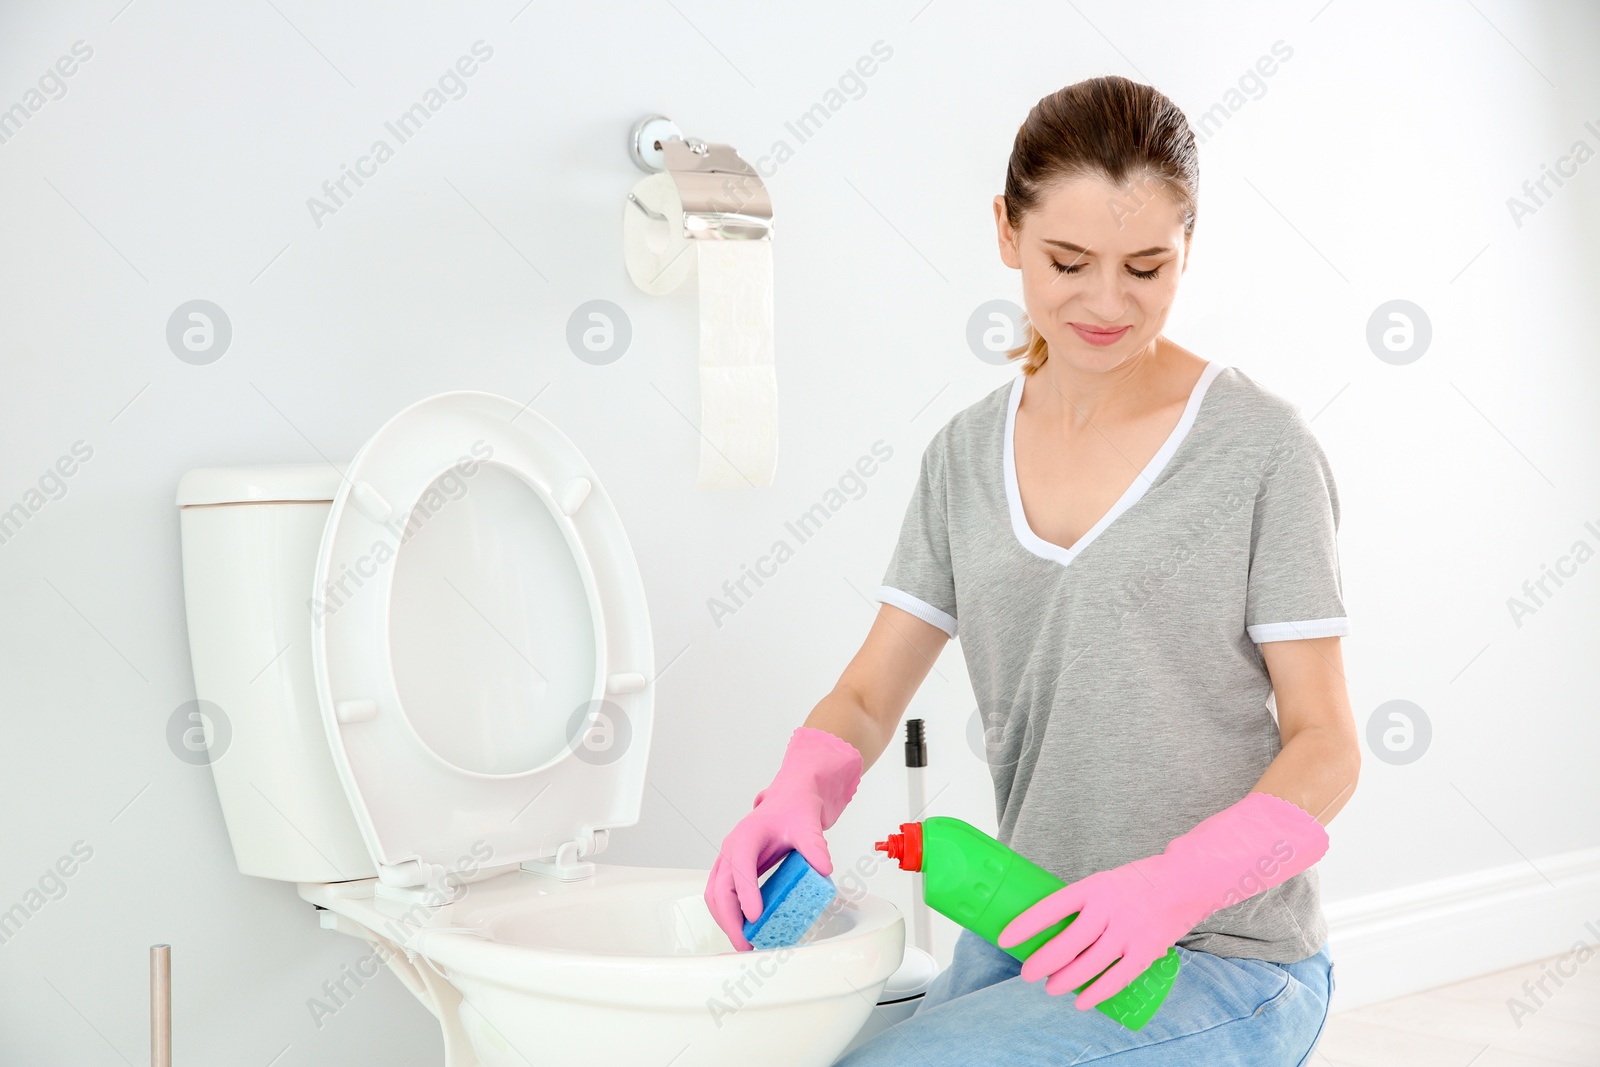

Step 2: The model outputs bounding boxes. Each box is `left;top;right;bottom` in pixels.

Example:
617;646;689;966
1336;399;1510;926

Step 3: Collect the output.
151;944;170;1067
903;720;933;954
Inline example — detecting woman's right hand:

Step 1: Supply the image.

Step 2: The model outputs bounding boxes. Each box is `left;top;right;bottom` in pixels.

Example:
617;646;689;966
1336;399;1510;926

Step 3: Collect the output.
703;726;864;951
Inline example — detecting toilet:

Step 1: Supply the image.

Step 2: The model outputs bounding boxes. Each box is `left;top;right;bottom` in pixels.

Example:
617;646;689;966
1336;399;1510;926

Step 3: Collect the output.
175;391;916;1067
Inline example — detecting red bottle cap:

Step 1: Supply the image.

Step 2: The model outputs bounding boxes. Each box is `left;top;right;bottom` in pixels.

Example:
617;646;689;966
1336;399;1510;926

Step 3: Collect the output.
873;821;924;871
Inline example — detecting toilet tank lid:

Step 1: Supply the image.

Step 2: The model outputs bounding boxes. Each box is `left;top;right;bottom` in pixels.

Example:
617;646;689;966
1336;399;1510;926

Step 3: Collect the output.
176;463;347;506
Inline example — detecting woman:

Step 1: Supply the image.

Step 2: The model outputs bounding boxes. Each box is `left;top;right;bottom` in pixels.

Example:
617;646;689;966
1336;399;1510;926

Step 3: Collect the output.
704;74;1359;1066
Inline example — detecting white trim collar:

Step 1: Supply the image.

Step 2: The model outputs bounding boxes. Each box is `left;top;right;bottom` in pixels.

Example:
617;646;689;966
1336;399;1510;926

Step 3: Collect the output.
1003;361;1225;566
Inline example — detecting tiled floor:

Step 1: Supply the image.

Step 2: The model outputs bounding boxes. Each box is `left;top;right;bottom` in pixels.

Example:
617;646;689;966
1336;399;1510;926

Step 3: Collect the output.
1313;951;1600;1066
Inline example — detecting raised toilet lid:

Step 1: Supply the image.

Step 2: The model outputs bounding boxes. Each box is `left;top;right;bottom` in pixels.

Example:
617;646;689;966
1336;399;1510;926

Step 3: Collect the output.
311;391;655;888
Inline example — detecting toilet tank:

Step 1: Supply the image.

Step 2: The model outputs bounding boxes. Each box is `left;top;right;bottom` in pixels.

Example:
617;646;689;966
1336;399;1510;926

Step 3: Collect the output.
176;464;376;883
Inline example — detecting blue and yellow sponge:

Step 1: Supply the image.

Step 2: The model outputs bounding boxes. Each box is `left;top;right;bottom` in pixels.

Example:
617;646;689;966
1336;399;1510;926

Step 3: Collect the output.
741;850;839;949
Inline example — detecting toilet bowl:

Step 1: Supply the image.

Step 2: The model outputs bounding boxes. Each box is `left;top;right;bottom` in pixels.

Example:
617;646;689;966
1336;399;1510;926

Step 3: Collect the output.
302;864;903;1067
175;391;907;1066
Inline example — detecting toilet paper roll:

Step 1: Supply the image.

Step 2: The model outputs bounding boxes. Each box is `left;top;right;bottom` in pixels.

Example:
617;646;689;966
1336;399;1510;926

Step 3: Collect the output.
623;173;778;489
623;172;696;296
694;239;777;489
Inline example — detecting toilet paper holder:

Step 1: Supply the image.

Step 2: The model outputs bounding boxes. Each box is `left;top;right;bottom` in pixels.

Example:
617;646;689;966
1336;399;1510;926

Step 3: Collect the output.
626;114;772;241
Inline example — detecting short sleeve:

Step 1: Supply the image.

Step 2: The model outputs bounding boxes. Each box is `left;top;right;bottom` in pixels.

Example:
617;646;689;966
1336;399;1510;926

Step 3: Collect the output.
1244;411;1350;644
876;435;958;637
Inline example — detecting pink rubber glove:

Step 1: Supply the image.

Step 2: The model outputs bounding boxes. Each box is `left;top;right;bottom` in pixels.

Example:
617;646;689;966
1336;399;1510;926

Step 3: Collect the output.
704;726;864;951
998;791;1329;1010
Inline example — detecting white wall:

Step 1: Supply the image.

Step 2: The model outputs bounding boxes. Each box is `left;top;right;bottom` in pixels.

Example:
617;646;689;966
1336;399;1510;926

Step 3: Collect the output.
1;0;1597;1062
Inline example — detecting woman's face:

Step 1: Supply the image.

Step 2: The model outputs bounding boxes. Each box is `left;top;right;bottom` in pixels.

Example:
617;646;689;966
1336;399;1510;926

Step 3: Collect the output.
994;173;1190;371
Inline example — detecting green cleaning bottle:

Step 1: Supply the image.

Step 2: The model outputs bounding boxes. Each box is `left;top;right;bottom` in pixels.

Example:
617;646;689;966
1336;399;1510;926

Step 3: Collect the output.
875;816;1181;1031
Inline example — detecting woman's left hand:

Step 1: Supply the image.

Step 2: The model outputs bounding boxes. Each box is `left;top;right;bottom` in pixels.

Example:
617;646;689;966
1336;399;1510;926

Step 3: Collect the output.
1000;791;1331;1010
997;853;1203;1010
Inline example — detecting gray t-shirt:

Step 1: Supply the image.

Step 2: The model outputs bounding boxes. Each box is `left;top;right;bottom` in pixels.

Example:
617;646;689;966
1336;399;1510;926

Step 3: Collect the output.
877;361;1348;963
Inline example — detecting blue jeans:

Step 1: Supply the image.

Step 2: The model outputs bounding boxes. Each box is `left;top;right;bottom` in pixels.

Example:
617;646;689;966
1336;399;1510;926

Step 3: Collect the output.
834;930;1335;1065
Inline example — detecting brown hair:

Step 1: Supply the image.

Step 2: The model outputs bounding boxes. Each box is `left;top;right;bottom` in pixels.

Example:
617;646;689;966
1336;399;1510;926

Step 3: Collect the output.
1000;75;1199;375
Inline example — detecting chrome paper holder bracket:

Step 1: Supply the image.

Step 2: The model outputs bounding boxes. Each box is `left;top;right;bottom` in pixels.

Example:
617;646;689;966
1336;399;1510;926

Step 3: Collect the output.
626;113;772;242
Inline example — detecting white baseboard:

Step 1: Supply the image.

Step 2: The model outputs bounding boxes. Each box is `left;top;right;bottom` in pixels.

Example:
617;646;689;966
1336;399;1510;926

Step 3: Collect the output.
1324;845;1600;1011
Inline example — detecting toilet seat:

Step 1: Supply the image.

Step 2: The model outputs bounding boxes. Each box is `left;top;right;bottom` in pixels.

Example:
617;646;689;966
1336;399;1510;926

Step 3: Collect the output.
310;392;655;893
